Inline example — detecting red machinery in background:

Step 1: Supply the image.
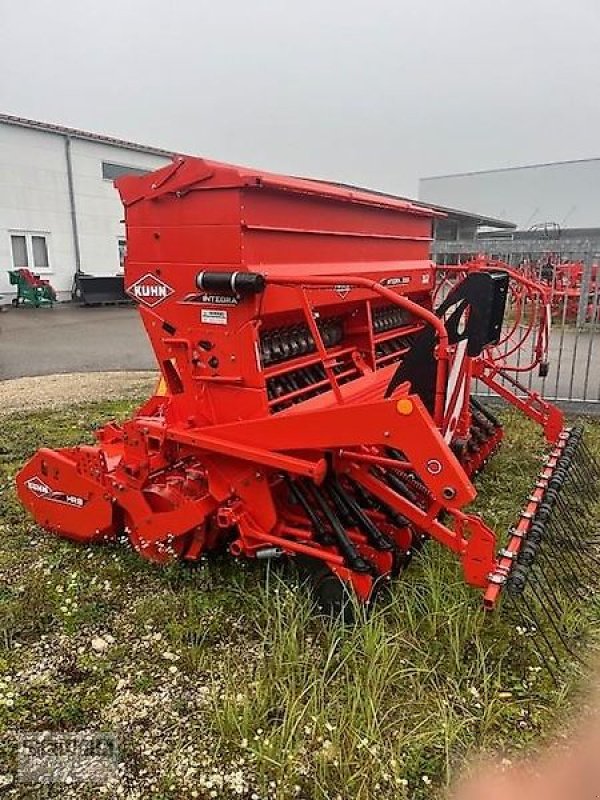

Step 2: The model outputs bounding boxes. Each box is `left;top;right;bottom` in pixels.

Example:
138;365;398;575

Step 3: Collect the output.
16;157;598;623
523;256;600;322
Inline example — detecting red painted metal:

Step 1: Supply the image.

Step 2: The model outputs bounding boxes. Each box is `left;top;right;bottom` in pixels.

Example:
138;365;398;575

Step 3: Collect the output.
15;156;567;609
520;257;600;322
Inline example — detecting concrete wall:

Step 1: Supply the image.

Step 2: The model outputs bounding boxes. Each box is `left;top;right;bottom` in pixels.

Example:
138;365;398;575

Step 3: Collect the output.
420;160;600;232
0;124;73;302
70;141;168;282
0;123;170;303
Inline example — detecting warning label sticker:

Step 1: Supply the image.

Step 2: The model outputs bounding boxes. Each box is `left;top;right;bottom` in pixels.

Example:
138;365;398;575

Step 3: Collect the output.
201;309;228;325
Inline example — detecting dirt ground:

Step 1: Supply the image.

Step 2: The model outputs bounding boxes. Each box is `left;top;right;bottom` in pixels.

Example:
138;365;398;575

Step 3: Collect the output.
0;371;157;416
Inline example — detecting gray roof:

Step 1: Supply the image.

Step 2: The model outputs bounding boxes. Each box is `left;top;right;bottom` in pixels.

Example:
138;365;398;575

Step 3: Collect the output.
0;112;176;157
420;158;600;230
325;180;515;229
422;156;600;182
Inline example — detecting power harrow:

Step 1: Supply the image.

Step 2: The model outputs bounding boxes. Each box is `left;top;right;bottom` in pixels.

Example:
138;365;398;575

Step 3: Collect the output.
16;158;600;665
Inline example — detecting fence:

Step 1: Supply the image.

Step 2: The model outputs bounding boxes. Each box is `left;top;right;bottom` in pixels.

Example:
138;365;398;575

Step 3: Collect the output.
433;238;600;411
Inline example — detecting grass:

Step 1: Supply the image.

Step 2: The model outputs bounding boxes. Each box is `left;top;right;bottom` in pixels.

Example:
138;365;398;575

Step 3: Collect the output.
0;400;600;798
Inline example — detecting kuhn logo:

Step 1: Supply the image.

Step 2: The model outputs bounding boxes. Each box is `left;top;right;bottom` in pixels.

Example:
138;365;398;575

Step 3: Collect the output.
25;475;86;508
127;274;174;307
25;476;51;498
334;284;351;299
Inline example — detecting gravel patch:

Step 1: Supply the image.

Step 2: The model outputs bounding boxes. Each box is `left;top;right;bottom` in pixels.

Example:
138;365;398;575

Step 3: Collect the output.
0;371;158;416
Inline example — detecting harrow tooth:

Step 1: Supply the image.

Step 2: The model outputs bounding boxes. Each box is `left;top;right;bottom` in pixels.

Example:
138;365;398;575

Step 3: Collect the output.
519;594;562;676
535;546;579;600
527;578;583;662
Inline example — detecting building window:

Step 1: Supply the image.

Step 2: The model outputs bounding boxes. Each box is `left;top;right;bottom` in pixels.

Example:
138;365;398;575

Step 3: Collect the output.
10;232;51;272
102;161;150;181
118;239;127;271
32;235;49;269
10;235;28;268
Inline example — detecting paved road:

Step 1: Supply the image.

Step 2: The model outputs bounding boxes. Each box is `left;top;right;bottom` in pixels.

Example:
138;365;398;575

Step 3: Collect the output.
0;304;155;380
1;303;599;407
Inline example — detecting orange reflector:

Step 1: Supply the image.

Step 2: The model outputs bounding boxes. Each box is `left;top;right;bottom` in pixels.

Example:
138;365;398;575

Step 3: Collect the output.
396;398;413;416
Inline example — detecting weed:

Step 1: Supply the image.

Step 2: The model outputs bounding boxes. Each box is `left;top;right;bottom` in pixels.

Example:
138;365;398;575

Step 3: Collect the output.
0;402;599;798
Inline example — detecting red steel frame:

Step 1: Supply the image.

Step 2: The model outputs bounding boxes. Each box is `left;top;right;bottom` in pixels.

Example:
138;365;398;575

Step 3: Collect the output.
15;156;567;609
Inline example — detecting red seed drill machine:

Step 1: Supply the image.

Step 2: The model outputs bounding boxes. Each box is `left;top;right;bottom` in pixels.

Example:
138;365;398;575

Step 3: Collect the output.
16;157;599;654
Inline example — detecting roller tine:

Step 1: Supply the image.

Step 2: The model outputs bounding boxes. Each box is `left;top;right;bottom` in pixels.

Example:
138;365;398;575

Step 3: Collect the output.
550;516;585;564
552;503;600;571
574;546;600;575
544;511;585;579
527;572;586;664
520;592;563;679
580;441;600;475
534;545;571;597
523;518;584;598
530;557;568;619
554;530;595;589
536;544;585;599
571;456;593;490
554;499;584;538
506;592;559;685
538;544;589;644
577;439;600;476
553;497;588;552
586;536;600;546
570;443;597;488
565;527;600;572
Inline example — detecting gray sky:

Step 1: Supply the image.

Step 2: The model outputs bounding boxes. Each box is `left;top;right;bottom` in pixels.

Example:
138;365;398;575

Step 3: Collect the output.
1;0;600;196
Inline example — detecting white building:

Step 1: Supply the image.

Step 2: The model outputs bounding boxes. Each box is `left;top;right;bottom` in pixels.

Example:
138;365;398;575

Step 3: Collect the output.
419;158;600;233
0;114;174;304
